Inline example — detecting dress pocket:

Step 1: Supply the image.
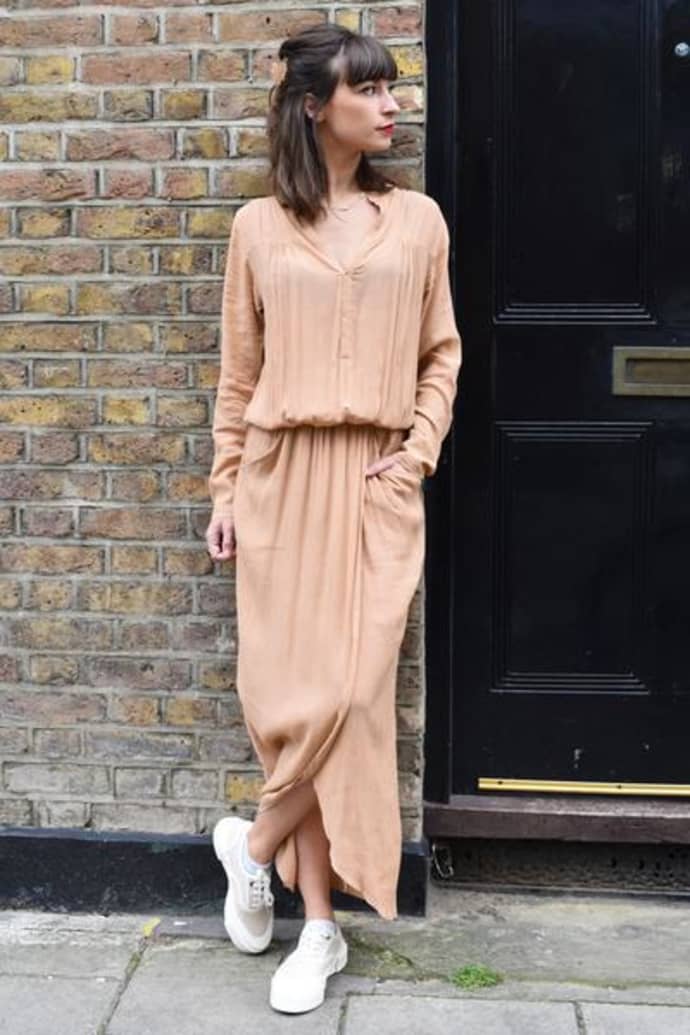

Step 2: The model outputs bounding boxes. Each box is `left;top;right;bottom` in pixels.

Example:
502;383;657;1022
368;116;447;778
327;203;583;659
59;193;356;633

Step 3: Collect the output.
238;423;282;471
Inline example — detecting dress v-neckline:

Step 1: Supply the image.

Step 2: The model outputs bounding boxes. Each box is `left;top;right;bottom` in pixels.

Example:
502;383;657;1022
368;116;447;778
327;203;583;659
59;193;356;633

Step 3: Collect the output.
275;187;398;276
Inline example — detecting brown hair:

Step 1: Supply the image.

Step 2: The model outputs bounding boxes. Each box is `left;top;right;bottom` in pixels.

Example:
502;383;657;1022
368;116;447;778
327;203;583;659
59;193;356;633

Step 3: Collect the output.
266;24;399;224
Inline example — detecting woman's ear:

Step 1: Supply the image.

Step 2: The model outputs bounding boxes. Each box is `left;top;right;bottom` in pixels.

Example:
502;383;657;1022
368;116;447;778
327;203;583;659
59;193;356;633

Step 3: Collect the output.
303;93;318;121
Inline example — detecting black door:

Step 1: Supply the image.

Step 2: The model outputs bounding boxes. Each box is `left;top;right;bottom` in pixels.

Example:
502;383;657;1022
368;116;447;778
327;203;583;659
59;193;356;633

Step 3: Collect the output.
425;0;690;800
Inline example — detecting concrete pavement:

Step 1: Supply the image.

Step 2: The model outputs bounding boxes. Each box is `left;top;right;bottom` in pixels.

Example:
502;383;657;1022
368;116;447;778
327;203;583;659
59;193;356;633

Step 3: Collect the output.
1;882;690;1033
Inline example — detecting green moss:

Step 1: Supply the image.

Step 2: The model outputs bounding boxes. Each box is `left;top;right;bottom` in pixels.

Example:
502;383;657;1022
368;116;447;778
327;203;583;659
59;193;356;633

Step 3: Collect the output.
449;963;503;989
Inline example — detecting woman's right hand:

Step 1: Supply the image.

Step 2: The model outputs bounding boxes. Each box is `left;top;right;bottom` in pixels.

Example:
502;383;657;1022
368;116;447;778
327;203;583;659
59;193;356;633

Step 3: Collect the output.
205;514;236;562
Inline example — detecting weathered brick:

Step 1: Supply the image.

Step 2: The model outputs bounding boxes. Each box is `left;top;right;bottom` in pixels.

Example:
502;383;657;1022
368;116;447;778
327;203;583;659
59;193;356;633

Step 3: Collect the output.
161;90;207;121
33;728;82;757
87;433;185;465
111;546;158;574
160;168;208;200
20;283;70;315
77;282;182;315
217;9;325;44
0;799;32;824
79;507;186;541
159;246;213;276
16;209;71;239
1;689;107;722
170;768;218;800
15;132;61;162
110;13;158;46
0;544;103;573
82;52;191;86
160;323;218;354
77;206;180;239
21;505;74;538
0;323;95;353
0;431;24;461
0;93;98;123
0;727;28;755
108;694;160;726
103;169;153;201
90;802;195;834
110;470;161;501
198;729;252;764
84;729;193;761
25;579;73;611
0;15;102;48
0;167;94;201
67;128;174;162
164;696;216;726
0;395;96;427
197;51;246;83
165;11;213;43
156;396;207;427
30;432;79;464
102;323;154;353
19;602;99;646
110;581;192;615
115;766;166;797
224;772;263;805
85;656;190;691
186;208;234;239
103;396;151;425
371;6;423;36
163;549;213;577
212;87;268;121
110;246;155;275
29;655;80;685
33;359;81;388
215;164;270;199
36;801;89;828
103;89;153;122
25;55;75;84
0;578;21;609
181;127;227;159
117;621;169;651
198;661;237;693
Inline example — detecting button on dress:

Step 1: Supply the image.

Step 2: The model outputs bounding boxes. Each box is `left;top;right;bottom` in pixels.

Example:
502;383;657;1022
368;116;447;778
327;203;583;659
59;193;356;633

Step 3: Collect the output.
208;185;462;919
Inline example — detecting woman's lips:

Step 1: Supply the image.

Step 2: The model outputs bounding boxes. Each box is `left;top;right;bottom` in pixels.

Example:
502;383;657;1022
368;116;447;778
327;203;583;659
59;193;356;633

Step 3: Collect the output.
376;125;395;135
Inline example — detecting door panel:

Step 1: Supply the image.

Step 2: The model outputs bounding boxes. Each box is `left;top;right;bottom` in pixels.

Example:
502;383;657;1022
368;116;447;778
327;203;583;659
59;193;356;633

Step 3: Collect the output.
447;0;690;795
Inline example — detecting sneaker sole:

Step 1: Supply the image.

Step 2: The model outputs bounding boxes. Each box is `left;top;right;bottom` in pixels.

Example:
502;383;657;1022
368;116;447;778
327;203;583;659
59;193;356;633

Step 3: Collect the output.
212;818;273;955
269;939;348;1013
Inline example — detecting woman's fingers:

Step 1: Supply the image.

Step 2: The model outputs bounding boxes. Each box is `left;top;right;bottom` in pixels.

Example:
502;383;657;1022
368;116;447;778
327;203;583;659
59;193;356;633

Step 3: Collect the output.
364;453;402;478
206;516;236;561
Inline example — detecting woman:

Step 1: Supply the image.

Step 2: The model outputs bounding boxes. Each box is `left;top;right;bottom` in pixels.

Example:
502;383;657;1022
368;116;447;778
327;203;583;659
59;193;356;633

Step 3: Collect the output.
205;23;462;1015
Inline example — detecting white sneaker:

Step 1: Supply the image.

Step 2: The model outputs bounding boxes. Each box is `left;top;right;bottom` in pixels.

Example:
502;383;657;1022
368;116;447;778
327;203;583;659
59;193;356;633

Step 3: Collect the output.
212;816;274;954
269;922;348;1014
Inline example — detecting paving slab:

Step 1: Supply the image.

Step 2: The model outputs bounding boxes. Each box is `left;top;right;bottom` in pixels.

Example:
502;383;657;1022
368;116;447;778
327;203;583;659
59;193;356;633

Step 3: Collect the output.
343;995;579;1034
0;974;119;1035
341;882;690;986
105;938;345;1035
582;1003;690;1034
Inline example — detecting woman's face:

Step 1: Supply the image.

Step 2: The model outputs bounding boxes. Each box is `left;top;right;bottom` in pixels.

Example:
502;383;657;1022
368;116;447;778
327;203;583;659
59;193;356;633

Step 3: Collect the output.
307;76;401;155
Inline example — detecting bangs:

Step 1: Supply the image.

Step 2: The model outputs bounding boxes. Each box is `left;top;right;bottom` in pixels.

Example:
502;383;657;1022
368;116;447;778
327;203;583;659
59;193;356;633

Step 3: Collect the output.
336;35;398;86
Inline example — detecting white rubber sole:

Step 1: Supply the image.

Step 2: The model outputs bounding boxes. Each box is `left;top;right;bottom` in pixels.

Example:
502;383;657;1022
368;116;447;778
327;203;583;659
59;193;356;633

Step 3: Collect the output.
212;818;273;955
269;939;349;1013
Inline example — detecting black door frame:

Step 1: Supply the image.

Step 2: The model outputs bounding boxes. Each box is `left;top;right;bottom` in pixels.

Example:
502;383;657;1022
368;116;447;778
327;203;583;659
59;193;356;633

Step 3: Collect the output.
422;0;462;805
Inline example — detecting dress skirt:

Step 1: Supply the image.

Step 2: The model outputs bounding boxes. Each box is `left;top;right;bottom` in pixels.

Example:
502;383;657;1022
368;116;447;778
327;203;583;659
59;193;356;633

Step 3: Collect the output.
232;420;426;921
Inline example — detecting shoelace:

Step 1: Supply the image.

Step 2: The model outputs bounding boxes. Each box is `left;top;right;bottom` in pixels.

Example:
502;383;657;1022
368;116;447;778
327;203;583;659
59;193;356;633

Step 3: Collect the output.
246;869;274;910
296;926;336;959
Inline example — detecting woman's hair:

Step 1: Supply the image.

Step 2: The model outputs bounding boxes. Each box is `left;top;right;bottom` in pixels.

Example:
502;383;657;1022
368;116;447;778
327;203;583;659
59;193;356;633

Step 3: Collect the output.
266;24;399;224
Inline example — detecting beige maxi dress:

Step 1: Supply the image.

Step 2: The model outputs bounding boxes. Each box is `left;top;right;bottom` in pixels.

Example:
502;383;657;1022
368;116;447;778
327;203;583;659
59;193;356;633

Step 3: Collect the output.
208;185;462;920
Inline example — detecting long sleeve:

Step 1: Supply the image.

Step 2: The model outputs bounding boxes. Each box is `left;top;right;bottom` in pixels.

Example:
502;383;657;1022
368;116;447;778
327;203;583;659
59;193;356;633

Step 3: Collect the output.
208;206;264;517
398;209;462;479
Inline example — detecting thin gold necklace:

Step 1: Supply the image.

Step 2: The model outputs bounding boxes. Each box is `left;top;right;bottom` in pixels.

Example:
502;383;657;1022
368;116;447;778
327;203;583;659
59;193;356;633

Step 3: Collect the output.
326;191;366;213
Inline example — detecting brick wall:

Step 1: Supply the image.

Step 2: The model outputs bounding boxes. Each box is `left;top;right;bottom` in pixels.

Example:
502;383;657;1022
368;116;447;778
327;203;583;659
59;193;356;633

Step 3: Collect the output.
0;2;428;844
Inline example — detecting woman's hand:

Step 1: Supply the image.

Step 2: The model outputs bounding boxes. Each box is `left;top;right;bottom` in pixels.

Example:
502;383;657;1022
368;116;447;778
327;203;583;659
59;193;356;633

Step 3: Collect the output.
205;514;236;562
364;450;405;479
